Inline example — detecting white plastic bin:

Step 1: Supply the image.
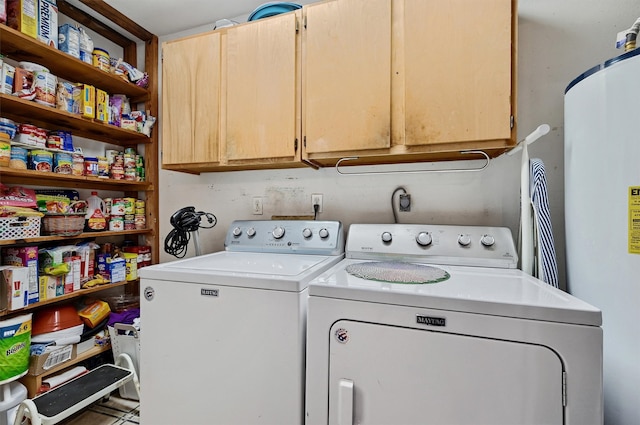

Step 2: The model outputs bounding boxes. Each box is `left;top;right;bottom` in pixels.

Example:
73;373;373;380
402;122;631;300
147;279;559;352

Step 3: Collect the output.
109;323;140;400
0;381;27;425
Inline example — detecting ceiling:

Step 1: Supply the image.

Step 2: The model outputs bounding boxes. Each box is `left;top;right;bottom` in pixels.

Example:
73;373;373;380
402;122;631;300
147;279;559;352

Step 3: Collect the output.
101;0;312;37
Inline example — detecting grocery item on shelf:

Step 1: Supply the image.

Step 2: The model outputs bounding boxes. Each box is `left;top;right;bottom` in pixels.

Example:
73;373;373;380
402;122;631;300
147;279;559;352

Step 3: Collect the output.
37;0;58;49
0;133;9;166
2;245;39;304
0;266;29;310
85;191;107;232
0;117;17;139
58;23;80;58
0;61;15;94
6;0;37;38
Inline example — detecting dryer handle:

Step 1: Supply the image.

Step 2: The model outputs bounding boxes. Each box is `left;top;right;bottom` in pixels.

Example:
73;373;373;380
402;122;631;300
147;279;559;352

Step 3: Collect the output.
337;378;354;425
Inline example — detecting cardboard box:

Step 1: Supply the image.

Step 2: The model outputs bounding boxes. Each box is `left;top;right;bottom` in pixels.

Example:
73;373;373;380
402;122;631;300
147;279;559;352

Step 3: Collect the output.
27;344;77;376
107;257;126;283
2;246;39;304
0;266;29;311
63;255;81;293
1;62;15;95
80;84;95;119
37;0;58;48
96;89;109;123
58;23;79;58
6;0;37;39
38;275;62;301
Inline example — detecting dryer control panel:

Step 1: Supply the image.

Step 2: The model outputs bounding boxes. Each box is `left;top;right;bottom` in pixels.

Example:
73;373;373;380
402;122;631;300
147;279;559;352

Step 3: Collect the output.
225;220;344;255
346;224;518;268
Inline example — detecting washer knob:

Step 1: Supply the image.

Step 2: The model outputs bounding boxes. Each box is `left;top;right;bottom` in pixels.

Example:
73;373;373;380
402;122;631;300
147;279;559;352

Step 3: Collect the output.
232;227;242;237
458;234;471;246
480;234;495;247
416;232;432;246
319;228;329;239
302;228;313;238
272;226;285;239
246;228;256;237
381;231;393;243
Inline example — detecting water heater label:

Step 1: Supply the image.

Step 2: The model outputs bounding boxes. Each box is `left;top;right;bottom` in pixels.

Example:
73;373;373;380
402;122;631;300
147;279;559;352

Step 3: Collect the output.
629;186;640;254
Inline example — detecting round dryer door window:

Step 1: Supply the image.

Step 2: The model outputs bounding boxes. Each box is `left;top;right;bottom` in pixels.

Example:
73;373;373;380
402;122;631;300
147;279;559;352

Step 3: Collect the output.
345;261;450;284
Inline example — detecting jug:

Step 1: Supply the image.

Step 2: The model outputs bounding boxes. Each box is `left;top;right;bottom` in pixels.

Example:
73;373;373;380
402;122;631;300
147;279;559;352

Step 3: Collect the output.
85;192;107;231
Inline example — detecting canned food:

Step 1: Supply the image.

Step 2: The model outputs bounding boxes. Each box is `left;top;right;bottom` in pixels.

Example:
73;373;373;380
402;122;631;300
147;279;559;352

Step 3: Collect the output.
103;198;112;216
47;132;63;149
29;150;53;172
16;124;39;146
54;151;73;174
109;216;124;231
111;198;126;215
123;198;136;214
97;156;109;178
72;153;84;176
33;70;57;107
134;214;146;230
110;164;124;180
124;168;137;181
9;146;28;169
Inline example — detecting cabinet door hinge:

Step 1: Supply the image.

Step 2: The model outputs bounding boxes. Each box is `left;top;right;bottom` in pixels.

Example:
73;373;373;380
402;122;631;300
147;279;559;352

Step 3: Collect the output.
296;17;299;33
303;136;307;147
510;115;514;129
304;15;307;30
562;371;567;407
294;138;298;152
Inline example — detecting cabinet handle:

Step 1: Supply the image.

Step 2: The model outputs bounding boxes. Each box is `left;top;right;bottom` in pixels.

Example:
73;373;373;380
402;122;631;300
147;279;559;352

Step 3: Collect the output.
335;150;490;176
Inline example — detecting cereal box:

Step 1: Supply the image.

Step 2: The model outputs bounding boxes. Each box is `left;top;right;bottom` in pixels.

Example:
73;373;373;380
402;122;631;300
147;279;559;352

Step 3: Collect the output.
0;266;29;311
96;88;109;123
6;0;37;39
2;246;38;304
1;62;15;95
81;84;95;119
58;23;79;59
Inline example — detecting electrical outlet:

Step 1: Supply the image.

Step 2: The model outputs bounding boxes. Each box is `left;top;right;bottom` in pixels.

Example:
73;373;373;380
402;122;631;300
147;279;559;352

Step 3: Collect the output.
311;194;323;213
399;194;411;212
252;197;263;215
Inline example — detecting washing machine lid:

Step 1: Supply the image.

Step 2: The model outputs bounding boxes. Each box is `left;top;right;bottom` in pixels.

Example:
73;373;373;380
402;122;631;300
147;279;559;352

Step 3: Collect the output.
308;259;602;326
139;251;344;292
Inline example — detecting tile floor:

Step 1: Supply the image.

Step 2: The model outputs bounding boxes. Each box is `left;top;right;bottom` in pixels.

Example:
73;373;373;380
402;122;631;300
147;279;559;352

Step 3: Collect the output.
57;393;139;425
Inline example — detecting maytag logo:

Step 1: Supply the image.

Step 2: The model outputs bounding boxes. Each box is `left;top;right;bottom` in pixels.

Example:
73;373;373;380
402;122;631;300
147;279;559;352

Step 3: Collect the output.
201;288;219;297
416;315;446;327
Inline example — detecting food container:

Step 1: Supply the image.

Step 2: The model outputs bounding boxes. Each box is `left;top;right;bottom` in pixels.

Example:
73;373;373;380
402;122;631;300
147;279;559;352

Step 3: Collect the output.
9;146;28;169
111;198;126;215
109;216;124;231
16;123;38;145
92;48;110;72
97;156;109;178
54;151;73;174
84;156;98;176
0;134;10;166
46;132;63;149
33;70;57;107
72;152;84;176
29;149;53;172
0;118;17;139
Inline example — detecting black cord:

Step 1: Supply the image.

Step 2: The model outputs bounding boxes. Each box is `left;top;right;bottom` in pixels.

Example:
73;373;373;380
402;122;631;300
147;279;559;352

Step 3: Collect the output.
164;207;217;258
313;203;319;220
391;186;407;224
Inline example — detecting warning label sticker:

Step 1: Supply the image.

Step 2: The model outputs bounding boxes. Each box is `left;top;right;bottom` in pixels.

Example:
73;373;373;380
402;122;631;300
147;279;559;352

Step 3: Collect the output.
630;186;640;254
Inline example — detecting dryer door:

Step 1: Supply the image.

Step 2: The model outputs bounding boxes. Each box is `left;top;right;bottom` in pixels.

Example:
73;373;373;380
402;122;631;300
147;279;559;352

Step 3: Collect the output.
328;320;564;425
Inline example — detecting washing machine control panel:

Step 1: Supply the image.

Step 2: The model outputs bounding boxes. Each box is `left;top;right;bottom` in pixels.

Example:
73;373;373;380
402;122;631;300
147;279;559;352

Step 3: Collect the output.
225;220;344;255
346;224;518;268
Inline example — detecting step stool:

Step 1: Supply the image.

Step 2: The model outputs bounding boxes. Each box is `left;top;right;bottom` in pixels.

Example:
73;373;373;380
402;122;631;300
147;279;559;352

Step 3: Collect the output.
12;353;139;425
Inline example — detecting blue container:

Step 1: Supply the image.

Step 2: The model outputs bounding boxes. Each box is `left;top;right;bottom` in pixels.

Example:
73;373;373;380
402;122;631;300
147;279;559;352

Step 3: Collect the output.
248;2;302;21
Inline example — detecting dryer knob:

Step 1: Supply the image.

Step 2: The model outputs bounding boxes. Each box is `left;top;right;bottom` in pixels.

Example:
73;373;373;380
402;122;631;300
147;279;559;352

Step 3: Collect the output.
480;234;495;247
272;226;285;239
246;227;256;237
319;228;329;239
381;231;393;243
302;228;313;238
232;227;242;237
458;234;471;246
416;231;432;246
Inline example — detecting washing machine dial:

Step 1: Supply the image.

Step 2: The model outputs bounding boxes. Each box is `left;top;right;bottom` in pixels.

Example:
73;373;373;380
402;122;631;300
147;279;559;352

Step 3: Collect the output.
272;226;285;239
458;234;471;246
246;227;256;237
232;227;242;237
416;231;432;246
302;228;313;238
319;228;329;239
381;231;393;243
480;234;495;247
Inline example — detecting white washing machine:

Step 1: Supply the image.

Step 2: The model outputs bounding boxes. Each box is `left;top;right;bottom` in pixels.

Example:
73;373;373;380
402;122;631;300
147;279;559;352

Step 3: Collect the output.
139;220;344;425
305;224;602;425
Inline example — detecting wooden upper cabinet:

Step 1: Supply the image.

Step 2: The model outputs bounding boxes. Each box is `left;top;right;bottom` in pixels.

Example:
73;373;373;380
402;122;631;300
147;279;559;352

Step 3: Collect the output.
162;32;222;169
302;0;392;155
400;0;513;147
224;11;303;167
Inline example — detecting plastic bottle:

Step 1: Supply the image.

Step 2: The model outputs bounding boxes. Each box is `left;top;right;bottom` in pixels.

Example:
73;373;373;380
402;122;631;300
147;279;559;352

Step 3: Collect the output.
85;191;107;231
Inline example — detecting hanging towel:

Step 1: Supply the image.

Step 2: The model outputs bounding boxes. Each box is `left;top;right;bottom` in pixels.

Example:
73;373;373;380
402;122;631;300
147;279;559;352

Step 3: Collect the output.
529;158;559;288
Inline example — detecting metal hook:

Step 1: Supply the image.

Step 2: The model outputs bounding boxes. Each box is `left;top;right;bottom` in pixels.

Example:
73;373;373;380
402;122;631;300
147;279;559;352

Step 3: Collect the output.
334;150;491;176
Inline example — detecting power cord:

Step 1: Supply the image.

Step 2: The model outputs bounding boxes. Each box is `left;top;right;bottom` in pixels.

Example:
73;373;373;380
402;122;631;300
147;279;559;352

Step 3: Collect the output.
313;203;320;220
391;186;407;223
164;207;217;258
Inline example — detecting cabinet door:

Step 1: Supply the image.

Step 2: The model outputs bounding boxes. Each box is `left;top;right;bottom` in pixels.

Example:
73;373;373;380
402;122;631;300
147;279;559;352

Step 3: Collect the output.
400;0;512;146
162;32;221;167
225;12;300;164
303;0;391;154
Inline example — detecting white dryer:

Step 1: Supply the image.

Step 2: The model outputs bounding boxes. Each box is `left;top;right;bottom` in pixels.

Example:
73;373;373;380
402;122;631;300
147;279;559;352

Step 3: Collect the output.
305;224;602;425
139;220;344;425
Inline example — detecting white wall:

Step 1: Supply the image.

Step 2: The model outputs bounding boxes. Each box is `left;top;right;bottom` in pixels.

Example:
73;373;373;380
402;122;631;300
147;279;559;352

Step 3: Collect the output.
157;1;635;293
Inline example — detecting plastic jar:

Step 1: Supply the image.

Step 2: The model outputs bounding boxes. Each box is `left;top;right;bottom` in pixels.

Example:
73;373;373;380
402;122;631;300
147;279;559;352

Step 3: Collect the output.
92;48;110;72
84;156;98;176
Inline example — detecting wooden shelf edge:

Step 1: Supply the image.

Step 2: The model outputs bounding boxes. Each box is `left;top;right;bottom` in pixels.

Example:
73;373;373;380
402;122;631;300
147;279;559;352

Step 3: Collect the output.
0;280;133;317
0;229;154;246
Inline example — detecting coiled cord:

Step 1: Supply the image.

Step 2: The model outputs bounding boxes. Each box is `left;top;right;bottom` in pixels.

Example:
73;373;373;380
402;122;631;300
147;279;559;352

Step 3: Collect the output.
164;207;217;258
